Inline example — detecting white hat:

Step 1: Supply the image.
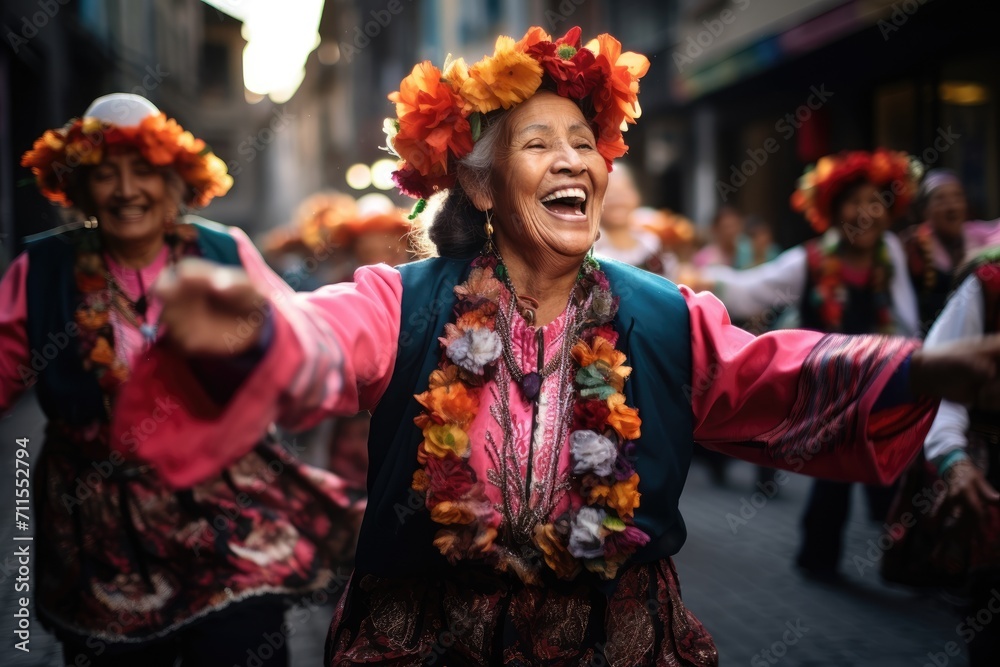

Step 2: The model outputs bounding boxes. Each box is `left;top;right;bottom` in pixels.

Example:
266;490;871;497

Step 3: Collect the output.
83;93;160;128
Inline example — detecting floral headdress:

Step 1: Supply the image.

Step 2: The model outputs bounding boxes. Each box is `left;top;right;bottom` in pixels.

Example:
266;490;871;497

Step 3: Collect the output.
384;26;650;200
790;148;923;233
21;93;232;209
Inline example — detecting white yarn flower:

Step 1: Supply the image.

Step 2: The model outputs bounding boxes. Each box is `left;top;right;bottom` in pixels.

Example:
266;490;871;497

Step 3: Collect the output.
446;328;502;374
570;430;617;477
568;507;607;559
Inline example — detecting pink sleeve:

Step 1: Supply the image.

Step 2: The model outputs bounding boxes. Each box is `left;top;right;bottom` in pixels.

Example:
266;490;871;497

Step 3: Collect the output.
111;230;402;488
685;286;937;484
0;254;30;413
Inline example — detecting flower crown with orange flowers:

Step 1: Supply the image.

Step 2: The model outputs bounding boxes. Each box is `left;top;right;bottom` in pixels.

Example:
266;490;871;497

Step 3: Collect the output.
790;148;923;233
384;26;650;201
21;97;232;209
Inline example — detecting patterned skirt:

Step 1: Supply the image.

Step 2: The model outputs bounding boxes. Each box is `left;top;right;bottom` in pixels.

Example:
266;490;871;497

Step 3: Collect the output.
37;426;364;644
326;558;718;666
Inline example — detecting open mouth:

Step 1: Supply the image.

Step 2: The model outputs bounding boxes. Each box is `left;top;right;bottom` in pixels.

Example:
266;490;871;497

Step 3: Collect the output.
110;205;150;222
540;187;588;220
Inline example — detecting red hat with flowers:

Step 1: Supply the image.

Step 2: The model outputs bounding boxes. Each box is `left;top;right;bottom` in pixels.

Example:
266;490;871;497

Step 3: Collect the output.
21;93;232;209
383;26;650;200
790;148;923;233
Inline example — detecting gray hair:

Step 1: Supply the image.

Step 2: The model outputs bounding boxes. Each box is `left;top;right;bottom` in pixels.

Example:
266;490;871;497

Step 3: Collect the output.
414;109;513;259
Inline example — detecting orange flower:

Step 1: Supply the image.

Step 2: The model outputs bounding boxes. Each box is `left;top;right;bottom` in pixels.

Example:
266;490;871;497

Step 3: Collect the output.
89;337;116;366
588;482;611;505
430;500;478;525
572;336;631;391
389;61;473;176
415;382;479;427
585;33;649;126
454;266;502;302
411;469;429;492
606;392;641;440
76;309;109;330
533;523;581;579
460;36;543;114
514;26;552;51
456;303;498;331
428;365;460;389
607;473;641;519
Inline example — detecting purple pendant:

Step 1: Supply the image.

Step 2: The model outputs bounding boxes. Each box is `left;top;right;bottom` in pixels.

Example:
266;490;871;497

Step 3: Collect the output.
520;372;542;401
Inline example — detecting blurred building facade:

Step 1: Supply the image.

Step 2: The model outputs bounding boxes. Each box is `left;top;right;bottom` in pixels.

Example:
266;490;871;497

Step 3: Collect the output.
3;0;998;269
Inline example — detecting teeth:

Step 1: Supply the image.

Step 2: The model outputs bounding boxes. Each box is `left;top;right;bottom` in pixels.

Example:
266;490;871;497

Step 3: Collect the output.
116;206;146;217
541;188;587;203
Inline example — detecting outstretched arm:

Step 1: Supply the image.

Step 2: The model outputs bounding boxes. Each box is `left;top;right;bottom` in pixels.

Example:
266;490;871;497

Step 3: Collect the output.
685;286;936;484
111;229;403;487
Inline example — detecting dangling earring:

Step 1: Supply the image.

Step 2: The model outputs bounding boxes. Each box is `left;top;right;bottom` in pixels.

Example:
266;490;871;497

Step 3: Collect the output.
483;209;495;254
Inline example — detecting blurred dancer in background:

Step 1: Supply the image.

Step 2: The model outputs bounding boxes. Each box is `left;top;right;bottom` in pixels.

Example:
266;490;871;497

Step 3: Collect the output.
3;94;362;666
698;149;922;579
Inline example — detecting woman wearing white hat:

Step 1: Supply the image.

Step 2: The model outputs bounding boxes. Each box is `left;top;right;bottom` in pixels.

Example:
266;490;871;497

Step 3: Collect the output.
2;94;362;665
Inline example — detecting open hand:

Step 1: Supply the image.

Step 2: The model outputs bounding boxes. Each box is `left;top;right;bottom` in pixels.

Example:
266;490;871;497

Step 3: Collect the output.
155;258;268;356
937;458;1000;524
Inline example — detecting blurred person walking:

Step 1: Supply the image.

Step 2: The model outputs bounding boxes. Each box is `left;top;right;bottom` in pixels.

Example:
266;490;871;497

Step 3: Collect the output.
592;162;671;275
2;94;362;666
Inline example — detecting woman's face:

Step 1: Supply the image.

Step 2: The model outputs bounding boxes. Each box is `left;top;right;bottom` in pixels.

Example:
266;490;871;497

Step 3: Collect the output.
601;168;640;231
925;181;967;239
87;147;173;246
490;92;608;261
836;182;888;251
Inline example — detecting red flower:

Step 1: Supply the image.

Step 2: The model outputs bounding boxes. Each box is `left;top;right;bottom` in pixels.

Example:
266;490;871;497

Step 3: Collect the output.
425;452;476;505
528;27;603;100
573;399;611;431
584;324;618;346
392;164;455;199
604;525;650;557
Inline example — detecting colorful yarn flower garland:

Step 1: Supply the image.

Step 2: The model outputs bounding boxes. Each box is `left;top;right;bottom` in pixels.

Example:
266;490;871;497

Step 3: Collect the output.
410;254;649;581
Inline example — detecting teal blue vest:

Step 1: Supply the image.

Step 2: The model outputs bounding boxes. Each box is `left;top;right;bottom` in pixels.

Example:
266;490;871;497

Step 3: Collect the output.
358;257;695;585
24;220;241;425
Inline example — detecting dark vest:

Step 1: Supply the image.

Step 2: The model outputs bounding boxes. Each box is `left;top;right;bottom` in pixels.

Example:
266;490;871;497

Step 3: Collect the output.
800;240;882;336
24;220;241;425
357;256;694;586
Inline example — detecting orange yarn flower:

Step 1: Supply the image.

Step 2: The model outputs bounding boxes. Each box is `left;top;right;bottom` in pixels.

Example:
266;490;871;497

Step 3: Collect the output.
572;336;632;391
430;500;478;525
89;337;116;366
607;473;641;519
460;36;543;114
389;61;474;179
533;523;582;580
606;392;641;440
415;382;480;427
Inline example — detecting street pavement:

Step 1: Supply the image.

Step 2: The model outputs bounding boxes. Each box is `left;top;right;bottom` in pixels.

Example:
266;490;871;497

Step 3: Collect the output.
0;393;972;666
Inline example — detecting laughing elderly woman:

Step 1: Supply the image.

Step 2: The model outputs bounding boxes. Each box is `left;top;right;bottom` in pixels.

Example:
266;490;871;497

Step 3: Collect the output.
114;28;1000;666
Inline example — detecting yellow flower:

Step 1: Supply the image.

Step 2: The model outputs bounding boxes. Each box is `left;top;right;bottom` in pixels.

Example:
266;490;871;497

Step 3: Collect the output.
460;36;543;114
443;56;470;94
422;423;470;459
607;473;641;519
430;500;477;525
606;393;641;440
